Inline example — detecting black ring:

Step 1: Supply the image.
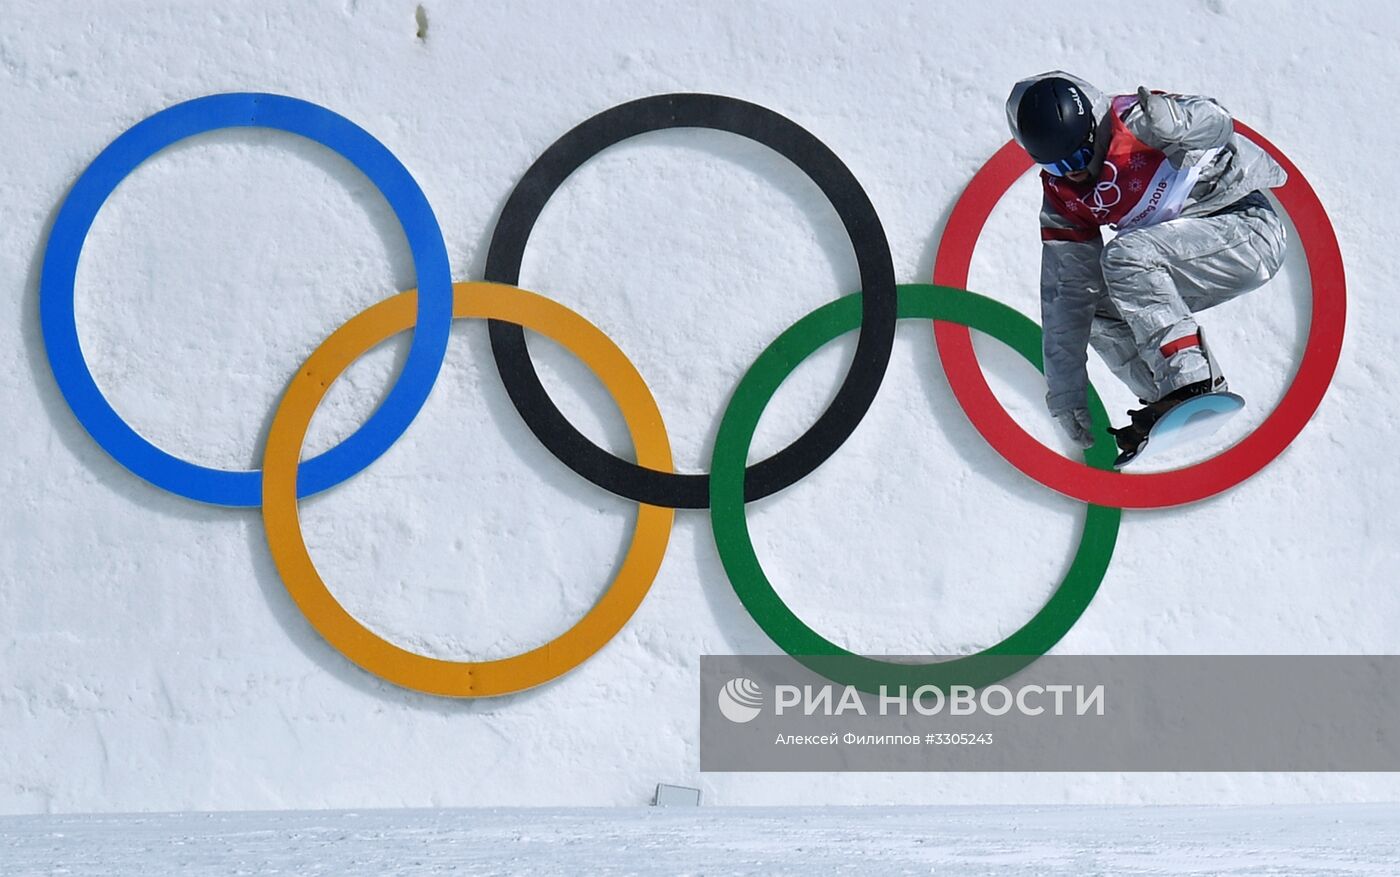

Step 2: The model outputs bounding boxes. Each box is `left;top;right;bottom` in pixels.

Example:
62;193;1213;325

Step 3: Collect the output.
483;93;896;509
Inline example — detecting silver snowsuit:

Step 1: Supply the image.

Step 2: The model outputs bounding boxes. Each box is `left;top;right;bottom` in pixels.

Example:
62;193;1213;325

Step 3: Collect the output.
1005;72;1290;415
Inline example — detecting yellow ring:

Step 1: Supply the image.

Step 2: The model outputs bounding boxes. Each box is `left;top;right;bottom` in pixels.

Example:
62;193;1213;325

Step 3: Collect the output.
261;281;675;697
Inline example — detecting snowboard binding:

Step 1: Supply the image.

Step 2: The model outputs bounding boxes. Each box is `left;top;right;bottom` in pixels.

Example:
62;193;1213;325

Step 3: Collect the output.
1109;381;1217;468
1109;383;1246;470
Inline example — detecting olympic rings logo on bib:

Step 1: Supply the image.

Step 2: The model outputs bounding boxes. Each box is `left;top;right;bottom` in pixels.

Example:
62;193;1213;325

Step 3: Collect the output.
1087;159;1121;217
39;92;1345;697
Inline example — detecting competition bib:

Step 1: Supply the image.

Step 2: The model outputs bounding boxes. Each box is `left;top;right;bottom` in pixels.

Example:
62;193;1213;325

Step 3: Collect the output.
1044;94;1221;232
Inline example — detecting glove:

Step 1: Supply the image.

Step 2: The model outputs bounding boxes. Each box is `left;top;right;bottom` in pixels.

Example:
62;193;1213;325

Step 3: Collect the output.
1052;406;1096;450
1136;86;1182;137
1136;86;1168;117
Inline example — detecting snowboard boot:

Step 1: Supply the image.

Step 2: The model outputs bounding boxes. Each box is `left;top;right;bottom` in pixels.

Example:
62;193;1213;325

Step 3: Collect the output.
1195;327;1229;394
1108;328;1229;468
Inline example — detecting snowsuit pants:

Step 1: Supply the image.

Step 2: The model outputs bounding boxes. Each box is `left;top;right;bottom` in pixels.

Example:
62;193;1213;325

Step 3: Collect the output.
1090;193;1288;402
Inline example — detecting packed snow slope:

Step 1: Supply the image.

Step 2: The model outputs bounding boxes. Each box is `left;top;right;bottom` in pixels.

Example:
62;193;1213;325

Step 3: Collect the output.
4;805;1399;876
1;0;1394;810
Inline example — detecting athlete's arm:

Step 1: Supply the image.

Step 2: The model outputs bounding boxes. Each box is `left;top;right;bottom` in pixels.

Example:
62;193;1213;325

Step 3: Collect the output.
1038;193;1104;421
1129;87;1234;162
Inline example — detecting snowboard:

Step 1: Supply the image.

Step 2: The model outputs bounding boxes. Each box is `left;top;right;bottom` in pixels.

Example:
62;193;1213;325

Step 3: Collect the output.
1112;391;1245;470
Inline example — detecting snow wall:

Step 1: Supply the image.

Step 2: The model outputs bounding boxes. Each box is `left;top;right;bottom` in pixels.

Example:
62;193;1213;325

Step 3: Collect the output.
2;0;1394;812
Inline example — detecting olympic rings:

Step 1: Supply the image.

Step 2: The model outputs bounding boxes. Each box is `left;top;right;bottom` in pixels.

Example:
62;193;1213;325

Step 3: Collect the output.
262;282;674;697
711;285;1121;693
39;93;454;507
483;93;898;509
932;123;1346;508
40;92;1341;698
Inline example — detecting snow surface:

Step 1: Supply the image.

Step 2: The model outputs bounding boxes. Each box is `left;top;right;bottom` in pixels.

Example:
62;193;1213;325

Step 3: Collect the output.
4;805;1400;876
2;0;1398;810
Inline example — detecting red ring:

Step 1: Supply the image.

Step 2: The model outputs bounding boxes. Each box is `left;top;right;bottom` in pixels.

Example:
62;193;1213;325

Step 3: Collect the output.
932;123;1345;508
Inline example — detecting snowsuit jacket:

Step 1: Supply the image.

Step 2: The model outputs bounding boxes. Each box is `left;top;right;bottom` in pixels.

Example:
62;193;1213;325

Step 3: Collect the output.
1005;71;1288;414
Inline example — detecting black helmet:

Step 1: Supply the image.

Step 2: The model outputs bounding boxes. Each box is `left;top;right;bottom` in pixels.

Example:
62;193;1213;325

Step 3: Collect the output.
1015;76;1095;164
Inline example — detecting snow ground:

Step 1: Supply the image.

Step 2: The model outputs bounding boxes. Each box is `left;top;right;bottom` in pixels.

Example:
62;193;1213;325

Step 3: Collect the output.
2;804;1398;876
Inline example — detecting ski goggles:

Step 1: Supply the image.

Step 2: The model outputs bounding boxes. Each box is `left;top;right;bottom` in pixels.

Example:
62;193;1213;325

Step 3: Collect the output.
1038;142;1095;177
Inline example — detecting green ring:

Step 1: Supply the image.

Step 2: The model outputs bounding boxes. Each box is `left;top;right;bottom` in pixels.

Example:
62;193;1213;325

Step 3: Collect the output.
709;284;1122;693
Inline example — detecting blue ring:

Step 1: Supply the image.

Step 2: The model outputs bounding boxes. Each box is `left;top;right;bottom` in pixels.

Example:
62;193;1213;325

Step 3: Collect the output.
39;93;453;507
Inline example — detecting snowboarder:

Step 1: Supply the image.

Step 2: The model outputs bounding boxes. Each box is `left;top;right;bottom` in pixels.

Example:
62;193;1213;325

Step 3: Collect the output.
1004;71;1289;466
